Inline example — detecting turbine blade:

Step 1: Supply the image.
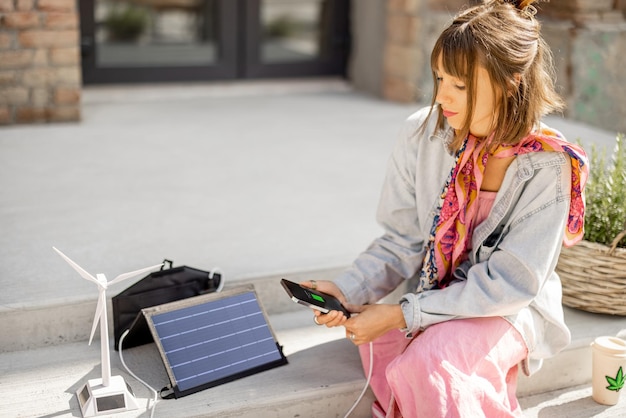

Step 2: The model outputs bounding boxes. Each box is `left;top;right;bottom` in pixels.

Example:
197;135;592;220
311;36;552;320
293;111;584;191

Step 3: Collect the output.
108;263;163;286
52;247;99;286
88;291;104;346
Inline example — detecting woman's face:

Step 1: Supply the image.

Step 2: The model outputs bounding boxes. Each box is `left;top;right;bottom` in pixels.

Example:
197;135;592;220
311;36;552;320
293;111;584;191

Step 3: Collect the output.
434;56;497;138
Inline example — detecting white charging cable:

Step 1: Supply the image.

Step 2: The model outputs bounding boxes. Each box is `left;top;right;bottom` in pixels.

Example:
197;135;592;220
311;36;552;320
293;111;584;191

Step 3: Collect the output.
119;329;158;418
116;266;223;418
344;341;374;418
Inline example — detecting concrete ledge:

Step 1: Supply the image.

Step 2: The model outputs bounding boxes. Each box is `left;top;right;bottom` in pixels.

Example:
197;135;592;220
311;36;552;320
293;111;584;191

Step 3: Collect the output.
520;384;626;417
0;309;374;418
0;267;348;353
2;253;626;416
2;306;626;417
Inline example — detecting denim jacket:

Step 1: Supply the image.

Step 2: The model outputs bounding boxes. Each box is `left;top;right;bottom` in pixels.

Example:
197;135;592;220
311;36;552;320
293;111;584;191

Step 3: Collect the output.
334;107;572;375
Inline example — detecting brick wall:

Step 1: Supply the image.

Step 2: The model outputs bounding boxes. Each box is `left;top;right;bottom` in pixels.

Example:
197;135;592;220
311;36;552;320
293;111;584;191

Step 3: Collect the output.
0;0;81;125
382;0;422;102
382;0;479;103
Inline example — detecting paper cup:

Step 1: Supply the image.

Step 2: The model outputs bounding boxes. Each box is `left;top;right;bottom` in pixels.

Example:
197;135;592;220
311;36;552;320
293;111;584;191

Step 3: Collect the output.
591;336;626;405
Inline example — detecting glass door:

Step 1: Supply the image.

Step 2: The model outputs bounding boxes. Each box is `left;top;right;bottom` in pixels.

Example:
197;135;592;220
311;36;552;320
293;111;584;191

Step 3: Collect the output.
243;0;350;78
79;0;349;84
80;0;237;83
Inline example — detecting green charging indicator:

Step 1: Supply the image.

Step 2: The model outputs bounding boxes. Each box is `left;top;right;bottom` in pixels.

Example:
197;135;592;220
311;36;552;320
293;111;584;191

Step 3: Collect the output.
311;294;325;303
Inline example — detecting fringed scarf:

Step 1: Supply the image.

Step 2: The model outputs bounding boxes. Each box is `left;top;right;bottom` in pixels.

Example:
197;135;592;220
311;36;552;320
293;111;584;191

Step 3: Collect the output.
418;127;588;291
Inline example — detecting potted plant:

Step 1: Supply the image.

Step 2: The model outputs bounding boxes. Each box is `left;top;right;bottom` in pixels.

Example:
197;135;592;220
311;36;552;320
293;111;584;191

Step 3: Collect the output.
104;6;148;43
265;14;298;39
556;134;626;315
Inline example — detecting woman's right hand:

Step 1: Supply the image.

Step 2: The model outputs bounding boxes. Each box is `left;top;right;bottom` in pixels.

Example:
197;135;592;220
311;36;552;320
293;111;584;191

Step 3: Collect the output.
300;280;350;327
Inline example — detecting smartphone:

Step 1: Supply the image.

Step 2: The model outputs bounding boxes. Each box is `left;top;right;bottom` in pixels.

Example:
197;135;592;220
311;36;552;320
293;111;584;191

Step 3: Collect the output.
280;279;351;318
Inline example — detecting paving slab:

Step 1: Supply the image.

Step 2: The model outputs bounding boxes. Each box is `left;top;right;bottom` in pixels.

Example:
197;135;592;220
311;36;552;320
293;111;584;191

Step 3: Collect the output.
0;79;618;313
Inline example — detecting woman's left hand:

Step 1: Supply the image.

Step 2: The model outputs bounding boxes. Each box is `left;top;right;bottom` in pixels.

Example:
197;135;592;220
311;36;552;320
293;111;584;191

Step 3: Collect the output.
344;304;407;346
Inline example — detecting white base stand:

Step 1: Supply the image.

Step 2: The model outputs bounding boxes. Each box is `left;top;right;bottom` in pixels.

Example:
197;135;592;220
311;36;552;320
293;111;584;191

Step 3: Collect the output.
76;375;139;417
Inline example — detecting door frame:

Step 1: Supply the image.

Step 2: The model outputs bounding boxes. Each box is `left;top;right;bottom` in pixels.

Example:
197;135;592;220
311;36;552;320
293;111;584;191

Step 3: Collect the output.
79;0;350;84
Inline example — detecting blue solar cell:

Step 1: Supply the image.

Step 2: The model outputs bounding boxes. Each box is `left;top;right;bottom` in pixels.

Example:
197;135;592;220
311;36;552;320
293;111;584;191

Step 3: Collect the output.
137;286;287;398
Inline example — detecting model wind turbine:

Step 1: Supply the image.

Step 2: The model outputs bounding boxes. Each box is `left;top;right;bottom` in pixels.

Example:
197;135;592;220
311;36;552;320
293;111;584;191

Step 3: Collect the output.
53;247;162;417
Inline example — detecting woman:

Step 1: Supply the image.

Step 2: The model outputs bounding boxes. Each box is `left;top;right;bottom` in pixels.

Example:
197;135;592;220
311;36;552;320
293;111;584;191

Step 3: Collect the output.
304;0;588;417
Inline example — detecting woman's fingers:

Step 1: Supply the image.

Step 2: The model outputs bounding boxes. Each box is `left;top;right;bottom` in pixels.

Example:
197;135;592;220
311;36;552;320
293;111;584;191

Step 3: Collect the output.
313;309;347;327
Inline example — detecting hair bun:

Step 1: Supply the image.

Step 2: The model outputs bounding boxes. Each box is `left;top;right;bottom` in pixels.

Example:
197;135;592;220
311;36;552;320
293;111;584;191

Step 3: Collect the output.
501;0;536;8
500;0;538;17
516;0;537;9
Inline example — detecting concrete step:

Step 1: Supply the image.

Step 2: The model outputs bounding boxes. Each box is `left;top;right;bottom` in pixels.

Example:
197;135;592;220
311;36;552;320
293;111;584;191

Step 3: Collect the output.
2;307;626;418
0;268;346;353
0;309;374;418
520;384;626;417
2;270;626;417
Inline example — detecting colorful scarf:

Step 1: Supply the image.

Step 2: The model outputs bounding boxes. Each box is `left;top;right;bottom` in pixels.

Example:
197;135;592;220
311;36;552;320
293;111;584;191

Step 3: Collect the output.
418;127;588;291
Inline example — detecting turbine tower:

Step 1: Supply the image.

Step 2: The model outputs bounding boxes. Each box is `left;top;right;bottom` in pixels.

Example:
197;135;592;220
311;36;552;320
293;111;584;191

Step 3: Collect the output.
53;247;161;417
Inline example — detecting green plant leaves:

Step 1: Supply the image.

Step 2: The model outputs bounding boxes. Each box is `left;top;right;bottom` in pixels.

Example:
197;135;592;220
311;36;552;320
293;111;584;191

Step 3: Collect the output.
104;6;149;42
583;134;626;248
605;366;625;392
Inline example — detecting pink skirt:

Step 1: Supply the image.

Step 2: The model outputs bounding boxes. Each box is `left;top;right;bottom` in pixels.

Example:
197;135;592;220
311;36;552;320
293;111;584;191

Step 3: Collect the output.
359;317;528;418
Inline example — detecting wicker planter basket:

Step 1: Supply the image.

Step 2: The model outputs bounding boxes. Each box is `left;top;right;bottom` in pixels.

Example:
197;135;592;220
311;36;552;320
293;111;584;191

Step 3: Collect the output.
556;230;626;315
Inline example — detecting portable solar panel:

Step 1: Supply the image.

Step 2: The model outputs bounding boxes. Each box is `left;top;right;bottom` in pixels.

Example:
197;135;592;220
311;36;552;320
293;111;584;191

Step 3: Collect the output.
125;285;287;398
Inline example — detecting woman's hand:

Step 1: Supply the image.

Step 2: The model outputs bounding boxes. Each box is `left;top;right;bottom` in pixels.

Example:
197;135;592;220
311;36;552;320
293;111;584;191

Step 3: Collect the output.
300;280;351;327
344;304;407;346
299;281;408;345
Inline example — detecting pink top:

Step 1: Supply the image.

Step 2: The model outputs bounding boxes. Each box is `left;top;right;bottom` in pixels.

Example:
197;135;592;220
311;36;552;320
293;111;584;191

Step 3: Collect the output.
474;191;497;226
466;191;497;254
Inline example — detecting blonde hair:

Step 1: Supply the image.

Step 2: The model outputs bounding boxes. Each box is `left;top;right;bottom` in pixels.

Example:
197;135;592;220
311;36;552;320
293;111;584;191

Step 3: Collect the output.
427;0;564;151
